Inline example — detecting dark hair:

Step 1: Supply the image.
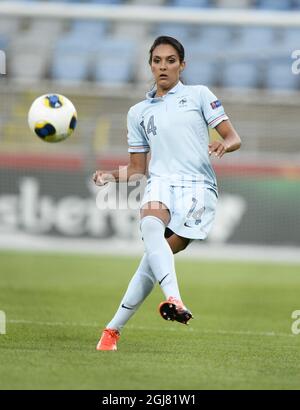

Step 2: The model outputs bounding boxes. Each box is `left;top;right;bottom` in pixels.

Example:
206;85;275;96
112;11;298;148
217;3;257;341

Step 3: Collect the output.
148;36;185;65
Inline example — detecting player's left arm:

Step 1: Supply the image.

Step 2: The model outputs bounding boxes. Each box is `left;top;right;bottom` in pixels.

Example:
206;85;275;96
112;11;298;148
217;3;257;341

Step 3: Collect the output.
209;120;241;159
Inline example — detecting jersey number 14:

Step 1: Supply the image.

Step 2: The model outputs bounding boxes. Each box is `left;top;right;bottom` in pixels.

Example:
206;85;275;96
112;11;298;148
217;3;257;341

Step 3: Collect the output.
141;115;157;140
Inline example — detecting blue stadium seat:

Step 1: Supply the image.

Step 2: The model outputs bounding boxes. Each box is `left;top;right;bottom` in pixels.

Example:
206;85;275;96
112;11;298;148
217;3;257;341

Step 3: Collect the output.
0;35;8;51
281;28;300;49
154;23;191;43
94;39;136;84
10;34;51;81
90;0;123;4
70;20;108;38
51;35;96;82
256;0;293;10
294;0;300;9
170;0;211;7
216;0;251;8
265;58;299;90
198;25;233;47
132;0;166;4
0;18;21;41
47;0;84;3
183;61;216;86
236;27;275;50
222;59;259;88
183;42;217;86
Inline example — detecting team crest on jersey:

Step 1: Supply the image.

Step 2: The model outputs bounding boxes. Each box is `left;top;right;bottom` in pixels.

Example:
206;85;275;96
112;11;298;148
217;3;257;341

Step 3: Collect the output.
210;100;222;109
178;97;188;108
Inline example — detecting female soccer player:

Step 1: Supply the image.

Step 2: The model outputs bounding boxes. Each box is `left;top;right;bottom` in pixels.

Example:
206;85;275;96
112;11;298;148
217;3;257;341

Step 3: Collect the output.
93;36;241;351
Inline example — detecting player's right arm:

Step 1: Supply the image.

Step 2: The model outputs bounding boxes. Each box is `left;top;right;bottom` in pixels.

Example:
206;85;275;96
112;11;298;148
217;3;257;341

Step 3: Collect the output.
93;152;147;186
94;106;149;186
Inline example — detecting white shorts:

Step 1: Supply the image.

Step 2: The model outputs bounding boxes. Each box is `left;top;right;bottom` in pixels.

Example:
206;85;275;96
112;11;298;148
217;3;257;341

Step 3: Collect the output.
140;176;218;240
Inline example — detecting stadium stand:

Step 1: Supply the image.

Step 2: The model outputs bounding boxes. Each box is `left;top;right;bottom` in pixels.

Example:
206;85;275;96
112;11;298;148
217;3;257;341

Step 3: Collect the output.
235;26;275;50
1;0;299;90
256;0;293;10
9;35;51;82
169;0;212;7
216;0;252;8
222;58;260;89
94;38;136;84
130;0;166;4
0;17;20;40
281;27;300;49
265;57;300;90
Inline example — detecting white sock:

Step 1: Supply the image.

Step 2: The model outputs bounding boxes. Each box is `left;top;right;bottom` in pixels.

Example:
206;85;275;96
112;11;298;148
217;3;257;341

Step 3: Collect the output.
140;215;181;300
106;254;156;332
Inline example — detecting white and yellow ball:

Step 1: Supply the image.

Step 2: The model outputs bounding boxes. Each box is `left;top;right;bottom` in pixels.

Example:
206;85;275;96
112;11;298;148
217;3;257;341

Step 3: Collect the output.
28;94;77;143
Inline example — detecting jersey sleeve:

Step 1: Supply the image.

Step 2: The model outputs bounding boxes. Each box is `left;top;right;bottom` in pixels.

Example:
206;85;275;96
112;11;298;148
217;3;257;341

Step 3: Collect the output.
127;107;150;153
200;86;229;128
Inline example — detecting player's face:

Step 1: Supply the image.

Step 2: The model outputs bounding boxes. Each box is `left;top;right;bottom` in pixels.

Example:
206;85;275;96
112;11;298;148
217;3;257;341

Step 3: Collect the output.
150;44;185;94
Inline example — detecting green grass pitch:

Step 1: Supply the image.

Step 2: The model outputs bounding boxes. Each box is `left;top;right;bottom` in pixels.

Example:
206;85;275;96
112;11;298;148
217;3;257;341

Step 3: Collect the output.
0;250;300;390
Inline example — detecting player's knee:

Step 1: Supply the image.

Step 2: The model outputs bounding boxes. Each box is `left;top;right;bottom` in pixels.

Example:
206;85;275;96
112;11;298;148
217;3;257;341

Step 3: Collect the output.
140;215;165;238
167;236;191;254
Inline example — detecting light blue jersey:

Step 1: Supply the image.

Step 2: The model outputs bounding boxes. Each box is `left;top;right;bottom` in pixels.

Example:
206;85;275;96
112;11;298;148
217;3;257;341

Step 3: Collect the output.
127;81;228;190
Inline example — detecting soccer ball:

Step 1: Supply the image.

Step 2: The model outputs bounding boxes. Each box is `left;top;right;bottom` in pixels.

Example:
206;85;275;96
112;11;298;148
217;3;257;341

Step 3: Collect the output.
28;94;77;143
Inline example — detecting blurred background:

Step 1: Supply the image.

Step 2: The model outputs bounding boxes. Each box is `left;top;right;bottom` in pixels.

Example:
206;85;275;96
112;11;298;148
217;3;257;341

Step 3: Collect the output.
0;0;300;261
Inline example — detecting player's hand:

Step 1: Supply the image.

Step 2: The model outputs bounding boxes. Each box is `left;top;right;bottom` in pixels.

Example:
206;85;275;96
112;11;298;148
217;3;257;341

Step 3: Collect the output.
208;141;228;159
93;170;109;186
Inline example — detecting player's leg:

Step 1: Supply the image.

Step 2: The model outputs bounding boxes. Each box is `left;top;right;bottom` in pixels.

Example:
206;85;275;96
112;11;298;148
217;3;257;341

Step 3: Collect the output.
157;230;194;325
96;232;191;350
105;231;190;330
104;253;155;332
159;184;218;325
140;202;193;324
164;227;191;254
140;201;182;300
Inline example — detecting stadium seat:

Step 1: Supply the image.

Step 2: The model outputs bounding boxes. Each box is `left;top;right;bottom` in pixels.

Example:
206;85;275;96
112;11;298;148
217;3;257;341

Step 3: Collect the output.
131;0;166;5
196;25;233;47
70;20;108;38
47;0;84;3
94;39;136;84
154;23;191;43
170;0;211;7
28;19;64;39
294;0;300;8
216;0;251;7
135;36;157;84
265;58;299;90
113;22;150;42
222;59;260;88
9;35;51;82
235;26;275;50
256;0;293;10
51;35;96;82
281;28;300;49
0;35;9;52
0;18;21;39
183;42;217;86
184;60;216;86
90;0;123;4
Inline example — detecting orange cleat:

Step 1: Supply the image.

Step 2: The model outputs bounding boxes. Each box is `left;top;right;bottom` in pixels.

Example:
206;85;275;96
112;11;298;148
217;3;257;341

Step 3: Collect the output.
96;328;120;351
159;296;193;325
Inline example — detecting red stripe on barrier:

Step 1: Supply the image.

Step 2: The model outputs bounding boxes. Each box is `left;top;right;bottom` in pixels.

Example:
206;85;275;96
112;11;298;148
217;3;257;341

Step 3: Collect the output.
0;153;84;171
0;152;300;178
213;163;300;178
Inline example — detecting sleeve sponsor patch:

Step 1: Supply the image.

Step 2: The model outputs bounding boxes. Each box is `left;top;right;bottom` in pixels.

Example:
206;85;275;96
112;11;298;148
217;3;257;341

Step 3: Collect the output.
210;100;222;109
